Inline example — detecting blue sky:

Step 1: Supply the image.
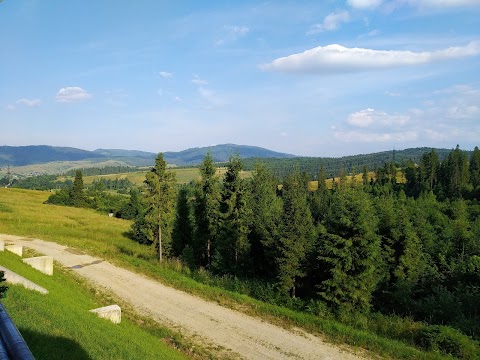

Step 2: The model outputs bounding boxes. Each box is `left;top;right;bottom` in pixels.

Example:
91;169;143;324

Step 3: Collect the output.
1;0;479;156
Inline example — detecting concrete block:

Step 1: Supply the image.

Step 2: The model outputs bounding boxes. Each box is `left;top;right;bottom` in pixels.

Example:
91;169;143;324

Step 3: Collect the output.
0;241;4;251
0;266;48;294
90;305;121;324
5;245;22;257
23;256;54;275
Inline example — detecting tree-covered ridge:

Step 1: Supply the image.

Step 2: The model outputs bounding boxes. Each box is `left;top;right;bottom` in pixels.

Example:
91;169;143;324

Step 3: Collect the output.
162;143;296;166
238;147;469;180
127;146;480;359
0;145;105;166
64;165;140;177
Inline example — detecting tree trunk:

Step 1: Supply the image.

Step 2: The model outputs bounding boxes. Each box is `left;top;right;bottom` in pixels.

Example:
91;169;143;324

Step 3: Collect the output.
207;239;211;266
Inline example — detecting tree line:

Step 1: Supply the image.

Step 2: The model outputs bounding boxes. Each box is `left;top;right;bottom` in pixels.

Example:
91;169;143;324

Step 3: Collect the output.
237;147;460;180
129;146;480;346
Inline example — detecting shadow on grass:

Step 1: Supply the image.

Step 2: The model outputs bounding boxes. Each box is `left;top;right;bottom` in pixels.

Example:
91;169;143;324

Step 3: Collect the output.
19;328;93;360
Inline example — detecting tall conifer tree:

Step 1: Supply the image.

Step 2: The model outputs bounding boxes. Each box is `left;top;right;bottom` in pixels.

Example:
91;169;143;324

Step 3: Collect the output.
277;171;316;297
143;153;177;262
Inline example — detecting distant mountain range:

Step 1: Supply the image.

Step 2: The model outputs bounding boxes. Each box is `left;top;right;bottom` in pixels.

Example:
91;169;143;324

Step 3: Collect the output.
0;144;296;168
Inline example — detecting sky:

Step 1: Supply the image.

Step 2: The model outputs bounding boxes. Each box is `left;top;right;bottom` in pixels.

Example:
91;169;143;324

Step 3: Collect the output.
1;0;479;157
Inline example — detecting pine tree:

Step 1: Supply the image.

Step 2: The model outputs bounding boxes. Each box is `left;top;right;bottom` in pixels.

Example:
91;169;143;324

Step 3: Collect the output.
469;146;480;189
419;149;439;191
277;170;316;297
310;165;329;224
172;185;194;257
440;145;469;198
214;154;251;275
318;189;382;312
248;162;282;278
193;152;220;267
374;195;425;311
71;170;86;207
143;153;177;262
362;165;369;187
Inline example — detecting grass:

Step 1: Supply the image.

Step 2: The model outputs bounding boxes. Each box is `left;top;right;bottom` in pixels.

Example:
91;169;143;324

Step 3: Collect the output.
0;188;474;360
58;167;253;186
0;250;189;360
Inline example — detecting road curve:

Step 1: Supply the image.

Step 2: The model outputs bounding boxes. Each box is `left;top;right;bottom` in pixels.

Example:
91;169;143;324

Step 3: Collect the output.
1;234;366;360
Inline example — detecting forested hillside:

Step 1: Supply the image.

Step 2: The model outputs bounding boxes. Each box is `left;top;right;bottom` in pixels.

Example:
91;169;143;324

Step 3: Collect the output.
121;146;479;359
239;147;463;180
0;145;104;166
31;145;480;357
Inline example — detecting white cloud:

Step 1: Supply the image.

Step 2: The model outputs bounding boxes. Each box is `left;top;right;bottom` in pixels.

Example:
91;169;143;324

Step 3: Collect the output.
16;98;42;107
192;75;208;85
158;71;173;78
215;25;250;46
335;130;417;142
55;87;92;103
334;84;480;146
408;0;480;8
347;0;384;9
347;108;409;127
226;25;250;36
198;87;224;107
262;41;480;73
6;105;15;111
307;11;350;34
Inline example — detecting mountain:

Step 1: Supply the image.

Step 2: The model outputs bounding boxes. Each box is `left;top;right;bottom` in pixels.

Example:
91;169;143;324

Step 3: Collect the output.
93;148;157;159
0;144;296;169
163;144;296;166
0;145;105;167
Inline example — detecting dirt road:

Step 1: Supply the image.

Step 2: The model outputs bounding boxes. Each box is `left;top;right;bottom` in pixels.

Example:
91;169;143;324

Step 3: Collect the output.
1;234;366;360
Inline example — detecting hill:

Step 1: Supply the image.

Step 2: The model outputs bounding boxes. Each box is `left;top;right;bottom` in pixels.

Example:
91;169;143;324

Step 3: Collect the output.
0;145;104;167
162;144;295;166
0;144;296;170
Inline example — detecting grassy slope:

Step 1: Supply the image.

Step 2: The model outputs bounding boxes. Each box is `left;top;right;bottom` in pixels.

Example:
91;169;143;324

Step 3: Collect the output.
0;250;186;360
60;167;253;186
0;189;457;360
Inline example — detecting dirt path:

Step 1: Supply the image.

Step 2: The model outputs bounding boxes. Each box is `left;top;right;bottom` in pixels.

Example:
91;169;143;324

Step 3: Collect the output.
1;234;366;360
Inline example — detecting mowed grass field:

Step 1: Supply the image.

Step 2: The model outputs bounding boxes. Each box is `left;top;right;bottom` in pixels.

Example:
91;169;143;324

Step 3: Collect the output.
0;250;187;360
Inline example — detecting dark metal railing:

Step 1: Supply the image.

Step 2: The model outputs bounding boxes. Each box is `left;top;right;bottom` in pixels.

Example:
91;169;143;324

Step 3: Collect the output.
0;303;35;360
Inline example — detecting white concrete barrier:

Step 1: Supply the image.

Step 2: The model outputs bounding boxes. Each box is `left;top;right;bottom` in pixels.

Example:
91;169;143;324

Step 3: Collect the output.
0;266;48;294
22;256;54;276
89;305;121;324
5;245;22;257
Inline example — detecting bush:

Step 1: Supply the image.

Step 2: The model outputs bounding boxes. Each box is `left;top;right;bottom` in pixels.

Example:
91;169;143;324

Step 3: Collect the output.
412;325;479;359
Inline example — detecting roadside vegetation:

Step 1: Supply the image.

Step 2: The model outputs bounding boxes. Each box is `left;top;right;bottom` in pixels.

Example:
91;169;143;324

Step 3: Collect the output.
0;250;189;360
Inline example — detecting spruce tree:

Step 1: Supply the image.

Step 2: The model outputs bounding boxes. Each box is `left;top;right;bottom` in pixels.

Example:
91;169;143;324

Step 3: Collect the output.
310;165;329;224
248;162;282;278
214;154;251;275
143;153;177;262
318;189;382;312
71;170;86;207
277;170;316;297
172;185;194;257
193;152;220;267
469;146;480;189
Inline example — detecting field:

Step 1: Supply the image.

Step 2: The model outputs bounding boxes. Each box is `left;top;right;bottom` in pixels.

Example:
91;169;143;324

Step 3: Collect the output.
59;167;253;185
0;188;460;360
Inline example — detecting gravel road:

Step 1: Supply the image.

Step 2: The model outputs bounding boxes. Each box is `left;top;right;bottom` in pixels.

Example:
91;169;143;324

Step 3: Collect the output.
1;234;366;360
